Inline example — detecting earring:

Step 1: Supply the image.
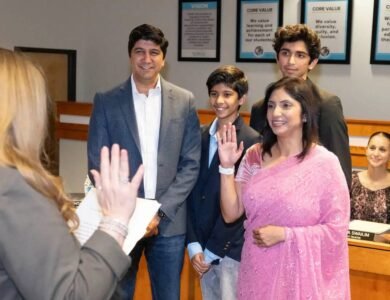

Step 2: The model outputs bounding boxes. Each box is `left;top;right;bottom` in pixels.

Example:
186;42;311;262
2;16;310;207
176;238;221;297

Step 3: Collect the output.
302;115;307;123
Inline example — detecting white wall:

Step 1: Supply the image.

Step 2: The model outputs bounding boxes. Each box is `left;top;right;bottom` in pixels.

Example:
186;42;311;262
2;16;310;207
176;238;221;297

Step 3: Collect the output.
1;0;389;118
1;0;388;192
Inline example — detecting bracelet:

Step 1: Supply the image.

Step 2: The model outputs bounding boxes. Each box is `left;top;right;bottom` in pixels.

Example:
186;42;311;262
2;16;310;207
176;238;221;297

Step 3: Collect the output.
219;165;235;175
99;217;129;238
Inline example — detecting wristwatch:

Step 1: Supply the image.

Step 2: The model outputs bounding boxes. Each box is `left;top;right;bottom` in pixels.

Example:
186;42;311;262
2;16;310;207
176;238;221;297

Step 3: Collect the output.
157;209;166;219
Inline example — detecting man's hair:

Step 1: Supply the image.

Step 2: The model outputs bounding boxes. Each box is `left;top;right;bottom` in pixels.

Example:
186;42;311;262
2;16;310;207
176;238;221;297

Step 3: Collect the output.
206;65;248;99
128;24;169;58
260;77;319;161
273;24;321;62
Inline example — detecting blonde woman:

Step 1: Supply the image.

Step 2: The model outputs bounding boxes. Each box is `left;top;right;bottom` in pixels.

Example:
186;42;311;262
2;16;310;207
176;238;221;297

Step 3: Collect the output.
0;48;143;299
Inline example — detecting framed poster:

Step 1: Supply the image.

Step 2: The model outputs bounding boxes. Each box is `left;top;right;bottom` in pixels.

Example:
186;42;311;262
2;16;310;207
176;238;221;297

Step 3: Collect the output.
178;0;221;61
14;47;77;175
370;0;390;64
236;0;284;62
301;0;353;64
14;47;76;101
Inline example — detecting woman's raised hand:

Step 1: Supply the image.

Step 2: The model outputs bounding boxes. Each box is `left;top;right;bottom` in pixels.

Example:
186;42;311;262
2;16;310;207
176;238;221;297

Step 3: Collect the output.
90;144;144;225
217;123;244;168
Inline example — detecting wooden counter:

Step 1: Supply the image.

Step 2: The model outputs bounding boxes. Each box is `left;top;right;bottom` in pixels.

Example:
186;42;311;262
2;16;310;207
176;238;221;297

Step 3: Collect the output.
133;240;390;299
348;239;390;300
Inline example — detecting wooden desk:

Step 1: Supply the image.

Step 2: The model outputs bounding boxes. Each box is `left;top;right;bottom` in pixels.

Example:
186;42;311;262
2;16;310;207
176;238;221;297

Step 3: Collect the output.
348;239;390;300
133;240;390;300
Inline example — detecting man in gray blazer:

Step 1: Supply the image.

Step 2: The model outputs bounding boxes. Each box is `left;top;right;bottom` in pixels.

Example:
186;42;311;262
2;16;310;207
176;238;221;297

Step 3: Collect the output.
88;24;201;299
250;24;352;188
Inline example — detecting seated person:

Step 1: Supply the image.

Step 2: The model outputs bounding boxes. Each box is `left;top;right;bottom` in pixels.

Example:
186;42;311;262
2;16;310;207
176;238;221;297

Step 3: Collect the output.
351;131;390;223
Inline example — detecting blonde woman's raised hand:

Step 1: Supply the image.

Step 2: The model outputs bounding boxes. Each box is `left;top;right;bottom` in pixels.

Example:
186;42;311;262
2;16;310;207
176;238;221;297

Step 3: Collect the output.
217;123;244;168
90;144;144;225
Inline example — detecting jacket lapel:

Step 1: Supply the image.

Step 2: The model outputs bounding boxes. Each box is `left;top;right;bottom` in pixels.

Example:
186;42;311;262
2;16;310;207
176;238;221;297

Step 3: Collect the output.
158;78;172;150
118;78;141;153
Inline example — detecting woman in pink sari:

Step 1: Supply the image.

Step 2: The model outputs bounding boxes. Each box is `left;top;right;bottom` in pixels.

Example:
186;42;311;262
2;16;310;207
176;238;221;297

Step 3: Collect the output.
218;77;350;299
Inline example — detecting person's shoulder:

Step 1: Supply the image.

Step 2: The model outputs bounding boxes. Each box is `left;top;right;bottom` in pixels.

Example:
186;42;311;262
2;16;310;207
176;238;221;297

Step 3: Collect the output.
310;80;341;105
0;166;42;204
251;98;265;110
100;79;130;97
0;166;23;190
239;122;261;140
246;143;262;157
312;145;342;166
162;78;193;98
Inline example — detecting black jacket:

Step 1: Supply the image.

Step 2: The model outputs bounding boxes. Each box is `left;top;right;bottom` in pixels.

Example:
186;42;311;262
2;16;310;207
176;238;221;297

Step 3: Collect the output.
186;116;260;261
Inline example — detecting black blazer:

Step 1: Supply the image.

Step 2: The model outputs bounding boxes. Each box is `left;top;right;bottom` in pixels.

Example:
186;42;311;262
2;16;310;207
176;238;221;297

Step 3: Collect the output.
249;78;352;189
186;116;260;261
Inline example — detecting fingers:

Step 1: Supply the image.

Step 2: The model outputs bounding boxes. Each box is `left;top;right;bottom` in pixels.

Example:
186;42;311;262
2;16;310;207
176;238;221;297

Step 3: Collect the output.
217;123;236;144
99;146;110;191
110;144;120;186
90;169;101;190
192;260;210;274
96;143;144;194
252;228;265;247
238;141;244;153
226;124;232;142
131;165;144;190
144;226;158;238
119;149;129;183
231;124;237;143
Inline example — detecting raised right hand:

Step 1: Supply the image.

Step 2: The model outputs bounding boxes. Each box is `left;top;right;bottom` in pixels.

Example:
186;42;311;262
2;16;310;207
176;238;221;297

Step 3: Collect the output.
90;144;144;225
217;123;244;168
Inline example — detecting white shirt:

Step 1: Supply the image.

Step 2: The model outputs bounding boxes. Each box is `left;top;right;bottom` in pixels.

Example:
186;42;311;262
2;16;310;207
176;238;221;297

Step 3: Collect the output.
208;118;219;167
131;75;161;199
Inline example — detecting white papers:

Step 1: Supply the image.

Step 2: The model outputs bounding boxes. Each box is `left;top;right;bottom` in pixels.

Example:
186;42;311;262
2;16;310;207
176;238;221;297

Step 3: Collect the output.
349;220;390;234
74;188;161;254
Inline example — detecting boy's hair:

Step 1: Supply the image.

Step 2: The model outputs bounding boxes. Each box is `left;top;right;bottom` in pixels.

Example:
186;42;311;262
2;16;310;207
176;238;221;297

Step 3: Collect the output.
128;24;169;58
273;24;321;62
206;65;248;99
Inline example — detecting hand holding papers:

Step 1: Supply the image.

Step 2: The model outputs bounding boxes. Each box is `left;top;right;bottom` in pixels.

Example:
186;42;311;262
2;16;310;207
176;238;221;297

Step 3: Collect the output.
74;188;161;254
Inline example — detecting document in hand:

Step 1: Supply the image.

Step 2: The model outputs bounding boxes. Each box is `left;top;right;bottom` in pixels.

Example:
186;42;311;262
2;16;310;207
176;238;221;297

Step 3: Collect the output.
74;188;161;254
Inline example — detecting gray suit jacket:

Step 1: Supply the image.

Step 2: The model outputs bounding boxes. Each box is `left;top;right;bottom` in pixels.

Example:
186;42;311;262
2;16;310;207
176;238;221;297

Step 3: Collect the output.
0;167;130;300
88;76;201;236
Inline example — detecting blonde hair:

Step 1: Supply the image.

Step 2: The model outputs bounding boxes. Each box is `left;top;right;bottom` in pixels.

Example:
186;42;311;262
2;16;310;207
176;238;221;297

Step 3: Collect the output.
0;48;78;230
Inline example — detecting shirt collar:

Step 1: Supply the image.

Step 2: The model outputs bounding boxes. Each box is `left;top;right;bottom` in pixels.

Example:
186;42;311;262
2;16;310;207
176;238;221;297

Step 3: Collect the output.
209;114;240;138
209;118;218;138
131;75;161;96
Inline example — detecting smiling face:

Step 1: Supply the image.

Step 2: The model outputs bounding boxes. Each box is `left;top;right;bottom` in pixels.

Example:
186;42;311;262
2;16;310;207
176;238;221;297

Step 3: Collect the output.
277;41;318;80
266;87;304;139
209;83;244;125
366;134;390;169
130;39;165;89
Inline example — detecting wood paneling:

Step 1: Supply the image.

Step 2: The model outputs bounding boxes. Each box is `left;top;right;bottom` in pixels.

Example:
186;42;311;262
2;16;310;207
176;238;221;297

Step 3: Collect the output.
348;239;390;300
57;103;389;169
134;253;202;300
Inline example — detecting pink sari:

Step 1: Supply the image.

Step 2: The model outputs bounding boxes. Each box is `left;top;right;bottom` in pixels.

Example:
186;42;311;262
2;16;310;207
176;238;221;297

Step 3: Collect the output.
235;144;350;300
